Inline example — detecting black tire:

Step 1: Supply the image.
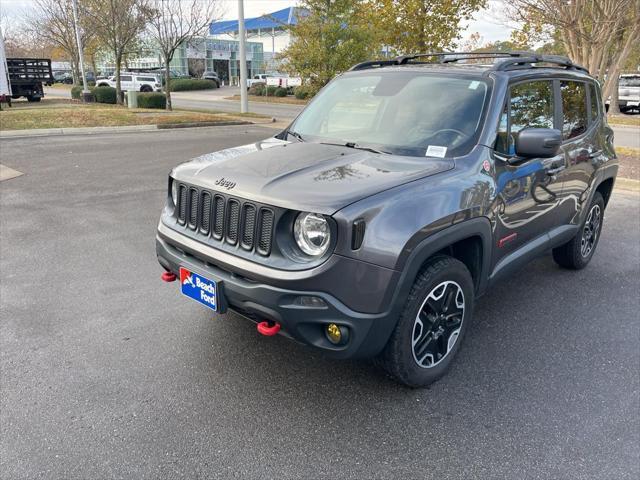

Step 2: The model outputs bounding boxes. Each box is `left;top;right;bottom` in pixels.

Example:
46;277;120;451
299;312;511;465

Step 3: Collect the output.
552;191;605;270
140;85;152;92
27;96;41;102
376;256;475;387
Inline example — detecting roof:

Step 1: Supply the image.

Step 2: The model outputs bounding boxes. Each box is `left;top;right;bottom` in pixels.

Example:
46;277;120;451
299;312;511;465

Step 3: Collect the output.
209;7;307;35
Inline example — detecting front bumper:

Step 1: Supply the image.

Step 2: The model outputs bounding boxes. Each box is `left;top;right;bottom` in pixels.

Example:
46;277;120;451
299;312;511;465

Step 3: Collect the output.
156;227;400;359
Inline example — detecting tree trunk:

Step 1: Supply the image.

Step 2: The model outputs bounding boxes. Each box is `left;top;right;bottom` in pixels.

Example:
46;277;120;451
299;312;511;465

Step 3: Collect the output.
115;53;123;105
609;81;621;116
164;59;172;111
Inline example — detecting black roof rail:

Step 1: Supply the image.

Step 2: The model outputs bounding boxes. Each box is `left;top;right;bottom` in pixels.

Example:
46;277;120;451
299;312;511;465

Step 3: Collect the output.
493;54;589;73
348;51;589;73
349;59;402;71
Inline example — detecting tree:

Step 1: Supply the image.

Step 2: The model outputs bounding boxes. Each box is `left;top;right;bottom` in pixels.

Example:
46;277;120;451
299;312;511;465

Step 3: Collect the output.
26;0;92;81
369;0;487;55
84;0;149;104
280;0;378;92
504;0;640;114
147;0;220;110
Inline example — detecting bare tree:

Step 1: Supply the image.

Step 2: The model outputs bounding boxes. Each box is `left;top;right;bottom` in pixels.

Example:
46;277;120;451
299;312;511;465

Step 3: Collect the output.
504;0;640;112
147;0;221;110
26;0;92;81
83;0;149;104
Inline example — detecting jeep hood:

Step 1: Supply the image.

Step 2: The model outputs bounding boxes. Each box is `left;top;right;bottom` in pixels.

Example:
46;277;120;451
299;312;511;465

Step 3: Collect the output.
172;137;454;214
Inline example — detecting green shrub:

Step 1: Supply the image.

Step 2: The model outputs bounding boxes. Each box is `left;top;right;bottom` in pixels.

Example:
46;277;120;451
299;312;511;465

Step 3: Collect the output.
274;87;287;97
138;92;166;109
266;85;278;96
93;86;117;104
71;85;83;99
169;78;216;92
294;85;314;100
87;80;96;87
248;82;266;95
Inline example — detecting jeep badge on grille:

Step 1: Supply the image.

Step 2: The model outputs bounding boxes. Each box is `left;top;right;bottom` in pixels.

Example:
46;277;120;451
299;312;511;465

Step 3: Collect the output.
214;177;236;190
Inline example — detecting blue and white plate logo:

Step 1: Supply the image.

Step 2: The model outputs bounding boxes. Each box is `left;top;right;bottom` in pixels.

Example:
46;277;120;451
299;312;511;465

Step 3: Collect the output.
180;268;217;311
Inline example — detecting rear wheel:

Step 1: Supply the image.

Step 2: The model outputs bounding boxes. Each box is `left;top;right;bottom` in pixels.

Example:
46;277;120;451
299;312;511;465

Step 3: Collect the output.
552;191;604;269
140;85;152;92
376;256;474;387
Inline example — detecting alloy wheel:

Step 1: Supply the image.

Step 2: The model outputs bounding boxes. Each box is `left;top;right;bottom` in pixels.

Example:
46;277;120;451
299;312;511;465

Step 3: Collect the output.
581;204;601;258
412;281;465;368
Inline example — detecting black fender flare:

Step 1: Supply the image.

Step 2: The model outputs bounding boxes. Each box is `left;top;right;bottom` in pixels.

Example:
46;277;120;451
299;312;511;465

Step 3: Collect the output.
393;216;493;299
363;217;494;357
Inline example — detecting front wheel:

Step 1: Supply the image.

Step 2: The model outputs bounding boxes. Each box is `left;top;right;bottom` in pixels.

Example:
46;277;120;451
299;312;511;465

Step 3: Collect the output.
376;256;474;387
552;191;604;269
27;96;41;102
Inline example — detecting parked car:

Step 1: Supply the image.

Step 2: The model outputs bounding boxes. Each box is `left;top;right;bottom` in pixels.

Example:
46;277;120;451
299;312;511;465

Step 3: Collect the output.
97;73;161;92
53;71;73;84
157;52;617;387
618;74;640;113
202;71;220;88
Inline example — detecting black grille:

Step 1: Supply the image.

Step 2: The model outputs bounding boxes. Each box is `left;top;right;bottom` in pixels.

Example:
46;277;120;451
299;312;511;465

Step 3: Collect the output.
200;192;211;233
188;188;198;228
178;185;187;223
175;183;274;256
258;209;274;255
213;195;225;239
227;200;240;245
241;204;256;250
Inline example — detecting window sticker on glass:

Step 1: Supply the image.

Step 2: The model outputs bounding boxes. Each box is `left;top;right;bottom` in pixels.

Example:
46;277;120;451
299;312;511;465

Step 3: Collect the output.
426;145;447;158
468;81;480;90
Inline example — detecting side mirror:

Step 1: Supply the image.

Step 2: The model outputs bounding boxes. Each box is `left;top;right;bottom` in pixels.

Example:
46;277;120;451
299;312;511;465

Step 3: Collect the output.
515;128;562;158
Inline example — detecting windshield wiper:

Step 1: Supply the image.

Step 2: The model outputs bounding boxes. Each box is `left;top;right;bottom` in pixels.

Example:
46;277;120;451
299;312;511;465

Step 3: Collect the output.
320;141;389;154
287;130;305;142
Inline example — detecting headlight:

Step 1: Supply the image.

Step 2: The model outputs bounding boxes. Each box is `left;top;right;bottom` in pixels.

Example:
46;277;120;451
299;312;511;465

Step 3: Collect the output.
171;178;178;206
294;212;330;256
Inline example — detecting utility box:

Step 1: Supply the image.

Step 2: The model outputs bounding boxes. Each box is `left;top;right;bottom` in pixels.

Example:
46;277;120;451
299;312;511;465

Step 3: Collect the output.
127;90;138;108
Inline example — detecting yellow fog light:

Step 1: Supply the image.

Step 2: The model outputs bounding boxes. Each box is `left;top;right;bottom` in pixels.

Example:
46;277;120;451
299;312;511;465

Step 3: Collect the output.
326;323;348;345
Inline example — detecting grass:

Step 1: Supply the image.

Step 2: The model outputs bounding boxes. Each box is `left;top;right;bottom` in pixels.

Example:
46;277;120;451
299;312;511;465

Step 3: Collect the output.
226;94;308;105
0;103;250;130
616;146;640;158
607;114;640;127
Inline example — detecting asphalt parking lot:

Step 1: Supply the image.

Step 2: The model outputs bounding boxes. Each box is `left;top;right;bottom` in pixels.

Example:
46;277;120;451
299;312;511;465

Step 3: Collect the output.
1;127;638;479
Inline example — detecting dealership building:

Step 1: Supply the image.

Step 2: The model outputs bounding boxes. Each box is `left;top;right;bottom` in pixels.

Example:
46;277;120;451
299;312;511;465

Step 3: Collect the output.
95;7;303;85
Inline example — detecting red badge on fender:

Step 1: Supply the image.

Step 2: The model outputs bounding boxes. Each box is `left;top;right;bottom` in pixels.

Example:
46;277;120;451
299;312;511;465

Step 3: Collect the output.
482;160;491;172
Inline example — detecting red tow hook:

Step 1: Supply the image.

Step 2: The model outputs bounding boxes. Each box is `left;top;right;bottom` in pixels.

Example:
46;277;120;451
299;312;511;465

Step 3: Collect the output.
257;321;281;336
161;271;177;282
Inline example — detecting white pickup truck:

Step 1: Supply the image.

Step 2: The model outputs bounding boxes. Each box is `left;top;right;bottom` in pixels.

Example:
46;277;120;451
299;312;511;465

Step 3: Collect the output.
246;74;301;89
618;74;640;113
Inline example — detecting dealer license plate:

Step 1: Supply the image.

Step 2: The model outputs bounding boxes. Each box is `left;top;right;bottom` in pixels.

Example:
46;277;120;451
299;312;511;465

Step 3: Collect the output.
179;267;218;311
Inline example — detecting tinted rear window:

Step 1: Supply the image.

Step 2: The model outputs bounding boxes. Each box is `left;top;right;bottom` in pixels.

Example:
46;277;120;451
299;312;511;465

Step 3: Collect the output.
561;81;588;140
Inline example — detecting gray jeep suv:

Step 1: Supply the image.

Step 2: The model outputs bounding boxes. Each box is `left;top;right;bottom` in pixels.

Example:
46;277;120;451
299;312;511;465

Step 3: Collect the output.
156;53;617;387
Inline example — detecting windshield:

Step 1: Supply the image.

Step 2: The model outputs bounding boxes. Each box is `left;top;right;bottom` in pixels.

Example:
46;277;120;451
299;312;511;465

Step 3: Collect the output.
290;72;490;157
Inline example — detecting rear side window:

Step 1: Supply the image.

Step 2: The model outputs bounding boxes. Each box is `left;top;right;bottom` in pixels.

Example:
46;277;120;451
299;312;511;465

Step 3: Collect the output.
120;75;132;82
561;81;588;140
137;77;157;82
496;80;555;155
589;83;600;122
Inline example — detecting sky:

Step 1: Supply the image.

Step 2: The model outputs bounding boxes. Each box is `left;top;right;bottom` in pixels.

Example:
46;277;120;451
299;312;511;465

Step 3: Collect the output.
1;0;515;44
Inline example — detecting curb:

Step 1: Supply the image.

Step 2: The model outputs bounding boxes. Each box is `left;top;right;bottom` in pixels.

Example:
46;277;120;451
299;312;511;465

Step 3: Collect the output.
0;121;259;138
615;177;640;192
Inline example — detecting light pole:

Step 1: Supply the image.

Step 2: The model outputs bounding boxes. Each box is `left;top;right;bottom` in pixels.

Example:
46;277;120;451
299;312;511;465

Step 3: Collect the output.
71;0;90;101
238;0;248;113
